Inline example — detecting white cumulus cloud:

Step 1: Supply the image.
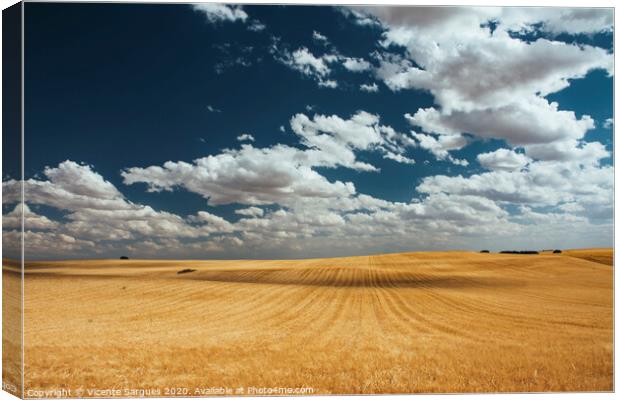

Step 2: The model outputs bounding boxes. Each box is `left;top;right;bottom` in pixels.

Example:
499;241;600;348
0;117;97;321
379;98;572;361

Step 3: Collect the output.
192;3;248;23
237;133;255;142
477;149;531;172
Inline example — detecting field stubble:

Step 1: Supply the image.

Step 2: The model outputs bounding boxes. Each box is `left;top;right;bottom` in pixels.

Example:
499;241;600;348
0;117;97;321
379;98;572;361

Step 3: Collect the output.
3;249;613;394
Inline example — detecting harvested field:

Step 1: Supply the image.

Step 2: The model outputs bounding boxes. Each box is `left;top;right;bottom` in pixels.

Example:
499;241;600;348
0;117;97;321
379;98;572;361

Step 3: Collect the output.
3;249;613;395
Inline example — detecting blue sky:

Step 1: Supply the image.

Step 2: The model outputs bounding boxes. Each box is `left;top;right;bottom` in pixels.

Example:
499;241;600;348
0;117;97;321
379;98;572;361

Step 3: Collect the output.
2;3;614;259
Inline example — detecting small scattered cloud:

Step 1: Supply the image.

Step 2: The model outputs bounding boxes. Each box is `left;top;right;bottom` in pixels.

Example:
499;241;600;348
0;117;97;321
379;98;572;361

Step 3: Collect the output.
271;40;375;90
320;80;338;88
603;118;613;129
214;57;253;74
235;206;264;218
338;7;381;27
290;110;416;170
383;152;415;165
272;45;340;88
342;57;371;72
237;133;255;142
211;43;258;74
248;20;266;32
192;4;248;24
360;82;379;92
312;30;329;44
206;105;221;113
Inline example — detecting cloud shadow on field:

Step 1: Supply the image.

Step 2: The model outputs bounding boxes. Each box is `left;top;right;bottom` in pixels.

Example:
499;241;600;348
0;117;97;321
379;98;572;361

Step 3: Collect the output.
22;265;525;290
176;267;524;289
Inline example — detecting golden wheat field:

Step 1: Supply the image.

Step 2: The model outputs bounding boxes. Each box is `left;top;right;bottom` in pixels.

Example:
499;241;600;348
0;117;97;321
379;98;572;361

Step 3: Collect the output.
2;249;614;396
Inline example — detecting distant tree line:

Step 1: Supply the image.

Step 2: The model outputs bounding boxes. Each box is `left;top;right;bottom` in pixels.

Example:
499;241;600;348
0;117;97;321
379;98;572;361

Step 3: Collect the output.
480;249;562;255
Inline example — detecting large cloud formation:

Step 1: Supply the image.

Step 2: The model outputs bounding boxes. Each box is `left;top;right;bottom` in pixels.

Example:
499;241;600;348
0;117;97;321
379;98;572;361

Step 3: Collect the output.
2;6;613;259
346;5;612;225
121;111;416;205
354;6;612;165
